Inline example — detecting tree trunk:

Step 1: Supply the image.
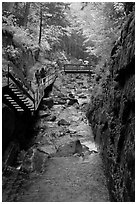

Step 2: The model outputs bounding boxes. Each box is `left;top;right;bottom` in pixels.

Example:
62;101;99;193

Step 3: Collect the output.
39;5;42;46
23;2;30;28
2;2;15;12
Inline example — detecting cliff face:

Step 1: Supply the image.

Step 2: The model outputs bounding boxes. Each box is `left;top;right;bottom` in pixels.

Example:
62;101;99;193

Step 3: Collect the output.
2;27;40;78
87;11;135;201
2;28;39;153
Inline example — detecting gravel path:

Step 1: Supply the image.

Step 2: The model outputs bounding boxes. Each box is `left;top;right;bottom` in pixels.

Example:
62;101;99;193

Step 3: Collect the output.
17;154;109;202
16;74;109;202
3;73;110;202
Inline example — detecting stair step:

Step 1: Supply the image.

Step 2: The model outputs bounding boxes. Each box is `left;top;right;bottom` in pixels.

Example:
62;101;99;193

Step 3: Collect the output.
23;101;31;104
22;99;29;102
17;109;24;112
19;96;26;100
5;97;13;100
8;99;15;102
14;106;22;109
9;85;16;89
15;90;22;93
5;95;11;98
23;99;33;103
14;91;22;94
10;101;18;104
16;94;23;97
12;104;20;107
11;88;18;90
26;105;34;108
4;94;10;97
12;88;21;91
29;108;35;111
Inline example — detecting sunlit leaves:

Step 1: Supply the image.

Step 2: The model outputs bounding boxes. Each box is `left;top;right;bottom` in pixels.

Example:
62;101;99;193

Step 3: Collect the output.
68;2;125;62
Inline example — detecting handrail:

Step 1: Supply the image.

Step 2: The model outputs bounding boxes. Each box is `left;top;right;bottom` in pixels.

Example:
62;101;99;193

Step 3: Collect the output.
64;64;93;66
10;64;35;94
8;72;35;103
34;72;56;109
64;64;93;69
41;72;56;86
64;64;94;73
4;64;57;112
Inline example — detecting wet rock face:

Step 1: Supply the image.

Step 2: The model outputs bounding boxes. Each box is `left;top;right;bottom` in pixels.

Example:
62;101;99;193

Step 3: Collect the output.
2;104;30;153
2;28;37;75
43;97;54;109
2;104;15;152
87;11;135;202
58;119;70;126
55;140;83;157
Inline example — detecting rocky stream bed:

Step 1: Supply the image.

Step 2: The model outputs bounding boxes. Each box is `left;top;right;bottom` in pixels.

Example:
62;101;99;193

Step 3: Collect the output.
2;72;110;202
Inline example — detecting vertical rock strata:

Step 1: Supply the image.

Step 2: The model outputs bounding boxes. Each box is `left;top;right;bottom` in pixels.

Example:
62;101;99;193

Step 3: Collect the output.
87;11;135;201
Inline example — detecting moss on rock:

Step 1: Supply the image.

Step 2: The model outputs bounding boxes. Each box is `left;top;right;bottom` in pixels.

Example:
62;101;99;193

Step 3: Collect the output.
87;10;135;202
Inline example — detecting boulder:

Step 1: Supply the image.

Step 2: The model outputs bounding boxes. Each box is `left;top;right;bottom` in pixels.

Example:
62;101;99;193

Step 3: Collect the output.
68;93;75;98
58;119;70;126
73;103;80;109
76;90;83;94
56;139;83;157
55;99;66;105
43;97;54;108
77;81;83;86
49;115;56;122
44;115;56;122
57;92;65;98
38;110;51;118
78;94;87;99
82;86;87;89
76;75;81;79
67;98;79;106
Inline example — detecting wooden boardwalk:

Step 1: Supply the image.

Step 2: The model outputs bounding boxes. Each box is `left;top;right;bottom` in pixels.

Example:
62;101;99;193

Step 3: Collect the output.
2;65;57;115
64;64;94;74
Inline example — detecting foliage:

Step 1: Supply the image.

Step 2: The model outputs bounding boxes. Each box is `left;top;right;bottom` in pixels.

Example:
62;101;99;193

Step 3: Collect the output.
67;2;126;63
2;2;130;70
2;2;70;51
4;45;21;60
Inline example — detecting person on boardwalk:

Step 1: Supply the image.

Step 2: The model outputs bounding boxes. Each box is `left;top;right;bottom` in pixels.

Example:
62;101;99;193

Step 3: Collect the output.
35;70;41;86
40;67;46;78
40;67;46;83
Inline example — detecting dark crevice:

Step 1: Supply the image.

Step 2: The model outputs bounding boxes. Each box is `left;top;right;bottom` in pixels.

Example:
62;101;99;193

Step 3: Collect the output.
114;58;135;87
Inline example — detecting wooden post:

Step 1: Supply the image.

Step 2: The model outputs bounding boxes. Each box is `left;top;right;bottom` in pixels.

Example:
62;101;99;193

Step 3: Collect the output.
8;64;9;86
38;4;42;46
33;93;36;111
88;65;91;77
64;65;66;74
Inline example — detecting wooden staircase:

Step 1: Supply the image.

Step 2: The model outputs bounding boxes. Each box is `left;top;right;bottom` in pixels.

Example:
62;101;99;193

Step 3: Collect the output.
2;64;57;115
3;73;35;115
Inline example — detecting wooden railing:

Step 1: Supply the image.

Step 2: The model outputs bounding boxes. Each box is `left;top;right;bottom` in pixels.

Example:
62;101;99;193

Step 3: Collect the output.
34;71;56;109
10;64;35;95
64;64;94;73
8;72;35;103
3;64;57;112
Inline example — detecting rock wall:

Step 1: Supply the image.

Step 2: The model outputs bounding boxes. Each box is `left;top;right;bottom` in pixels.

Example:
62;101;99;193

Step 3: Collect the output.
2;27;40;77
2;104;33;154
86;11;135;201
2;27;40;153
2;104;15;152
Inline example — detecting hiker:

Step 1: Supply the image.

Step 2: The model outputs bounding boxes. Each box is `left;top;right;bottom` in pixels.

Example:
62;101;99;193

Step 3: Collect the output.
40;67;46;83
35;70;40;85
40;67;46;78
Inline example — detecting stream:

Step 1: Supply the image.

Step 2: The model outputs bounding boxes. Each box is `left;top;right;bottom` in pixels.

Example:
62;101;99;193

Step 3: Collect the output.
3;72;110;202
